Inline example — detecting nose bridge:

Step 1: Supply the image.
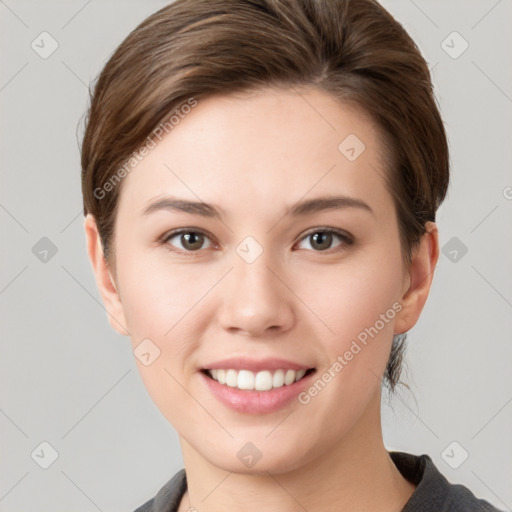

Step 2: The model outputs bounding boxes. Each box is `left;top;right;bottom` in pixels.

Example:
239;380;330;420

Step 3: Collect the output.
233;246;274;294
218;239;293;335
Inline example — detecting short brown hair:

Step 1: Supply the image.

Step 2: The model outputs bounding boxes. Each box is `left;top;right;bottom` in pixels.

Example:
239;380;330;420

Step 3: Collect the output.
80;0;450;392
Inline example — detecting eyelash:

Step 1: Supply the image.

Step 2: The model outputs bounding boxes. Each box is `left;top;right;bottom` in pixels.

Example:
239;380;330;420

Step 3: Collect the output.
158;227;354;255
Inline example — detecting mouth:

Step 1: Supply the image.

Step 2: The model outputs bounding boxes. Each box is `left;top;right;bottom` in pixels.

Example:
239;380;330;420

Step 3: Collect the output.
201;367;316;391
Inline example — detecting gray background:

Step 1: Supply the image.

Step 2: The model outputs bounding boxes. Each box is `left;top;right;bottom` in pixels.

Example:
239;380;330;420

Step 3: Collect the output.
1;0;511;510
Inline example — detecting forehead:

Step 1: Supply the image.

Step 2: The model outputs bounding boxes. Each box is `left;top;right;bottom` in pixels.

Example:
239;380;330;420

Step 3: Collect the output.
116;86;391;220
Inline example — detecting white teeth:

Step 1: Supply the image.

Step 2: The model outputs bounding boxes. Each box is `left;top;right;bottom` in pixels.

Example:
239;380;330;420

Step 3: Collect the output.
255;370;273;391
295;369;306;381
226;369;238;387
284;369;296;385
272;369;285;388
207;368;310;391
216;369;226;384
237;370;255;390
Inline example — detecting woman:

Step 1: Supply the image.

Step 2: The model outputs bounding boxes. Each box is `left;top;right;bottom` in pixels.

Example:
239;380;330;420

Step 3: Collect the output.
80;0;503;510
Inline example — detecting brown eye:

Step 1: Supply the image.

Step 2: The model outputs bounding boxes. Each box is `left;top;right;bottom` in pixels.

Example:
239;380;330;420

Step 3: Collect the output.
163;230;213;252
310;232;333;251
297;229;353;252
179;232;205;250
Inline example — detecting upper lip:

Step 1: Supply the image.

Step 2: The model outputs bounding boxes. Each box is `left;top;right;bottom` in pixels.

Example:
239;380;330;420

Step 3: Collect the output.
202;357;314;373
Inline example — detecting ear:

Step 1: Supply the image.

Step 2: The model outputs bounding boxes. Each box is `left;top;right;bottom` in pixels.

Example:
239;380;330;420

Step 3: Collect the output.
84;214;129;336
394;221;439;335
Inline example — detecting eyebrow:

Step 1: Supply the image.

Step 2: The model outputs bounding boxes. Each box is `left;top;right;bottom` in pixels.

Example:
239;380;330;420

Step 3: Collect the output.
141;194;374;219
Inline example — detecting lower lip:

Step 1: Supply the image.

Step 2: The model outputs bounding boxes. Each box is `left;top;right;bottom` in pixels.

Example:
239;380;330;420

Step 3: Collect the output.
200;370;315;414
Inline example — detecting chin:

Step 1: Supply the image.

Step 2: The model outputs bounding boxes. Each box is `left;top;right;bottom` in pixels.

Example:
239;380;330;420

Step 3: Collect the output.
197;437;317;476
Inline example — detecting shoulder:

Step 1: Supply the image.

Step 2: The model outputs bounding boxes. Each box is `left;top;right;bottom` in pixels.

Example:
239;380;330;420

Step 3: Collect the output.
390;451;504;512
133;468;187;512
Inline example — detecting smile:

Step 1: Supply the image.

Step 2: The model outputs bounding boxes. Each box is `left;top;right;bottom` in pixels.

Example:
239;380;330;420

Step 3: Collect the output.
203;368;315;391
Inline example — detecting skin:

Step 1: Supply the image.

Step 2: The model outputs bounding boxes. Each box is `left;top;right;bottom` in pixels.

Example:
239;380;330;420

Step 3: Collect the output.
85;86;439;511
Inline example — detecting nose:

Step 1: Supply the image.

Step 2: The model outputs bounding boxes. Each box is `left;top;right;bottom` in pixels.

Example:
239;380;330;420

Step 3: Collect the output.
218;249;295;337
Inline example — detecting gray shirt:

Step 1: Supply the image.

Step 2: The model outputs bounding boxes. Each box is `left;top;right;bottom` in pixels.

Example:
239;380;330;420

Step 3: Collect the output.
133;451;504;511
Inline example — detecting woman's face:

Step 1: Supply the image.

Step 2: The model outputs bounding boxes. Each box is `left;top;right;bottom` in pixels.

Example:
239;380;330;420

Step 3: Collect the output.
93;86;420;474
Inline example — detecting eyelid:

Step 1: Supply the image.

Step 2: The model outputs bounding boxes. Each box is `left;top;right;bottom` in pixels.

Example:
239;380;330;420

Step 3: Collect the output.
298;226;353;241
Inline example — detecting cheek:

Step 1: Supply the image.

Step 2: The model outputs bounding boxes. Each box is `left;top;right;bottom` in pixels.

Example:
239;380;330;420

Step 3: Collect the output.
296;248;404;404
117;255;210;419
288;257;402;440
115;249;215;399
307;256;402;343
118;248;210;336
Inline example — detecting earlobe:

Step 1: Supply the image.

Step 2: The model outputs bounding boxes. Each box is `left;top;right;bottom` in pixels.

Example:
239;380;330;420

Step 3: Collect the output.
84;214;130;336
394;222;439;335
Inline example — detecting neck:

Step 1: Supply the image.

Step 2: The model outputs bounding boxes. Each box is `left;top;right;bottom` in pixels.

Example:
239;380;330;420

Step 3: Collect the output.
178;388;415;512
